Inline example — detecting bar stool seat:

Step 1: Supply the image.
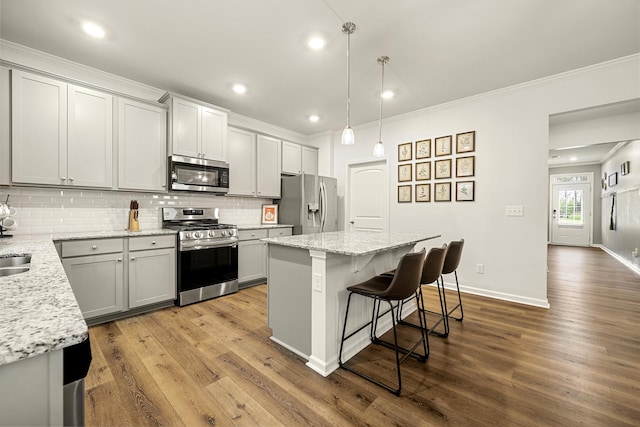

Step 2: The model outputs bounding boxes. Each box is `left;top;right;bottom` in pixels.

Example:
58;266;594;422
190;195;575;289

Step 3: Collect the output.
387;244;450;337
338;248;440;396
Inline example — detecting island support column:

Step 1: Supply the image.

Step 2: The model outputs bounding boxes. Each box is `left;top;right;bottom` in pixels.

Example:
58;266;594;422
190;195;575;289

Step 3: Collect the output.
306;246;414;377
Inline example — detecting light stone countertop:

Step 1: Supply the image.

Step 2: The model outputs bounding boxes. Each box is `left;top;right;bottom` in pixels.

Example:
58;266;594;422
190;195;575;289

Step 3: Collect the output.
0;229;176;366
237;224;294;230
262;231;441;256
51;228;177;241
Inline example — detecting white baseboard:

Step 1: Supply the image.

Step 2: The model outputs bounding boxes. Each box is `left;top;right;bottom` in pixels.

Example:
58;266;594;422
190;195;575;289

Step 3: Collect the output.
592;244;640;276
431;281;551;309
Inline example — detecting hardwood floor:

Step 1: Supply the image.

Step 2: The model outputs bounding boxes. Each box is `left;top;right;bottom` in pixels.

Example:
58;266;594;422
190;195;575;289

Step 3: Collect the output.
85;246;640;426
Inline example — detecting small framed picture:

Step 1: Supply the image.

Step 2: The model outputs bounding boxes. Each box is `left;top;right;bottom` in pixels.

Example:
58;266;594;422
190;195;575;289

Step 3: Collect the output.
398;185;412;203
434;135;452;157
398;164;412;182
621;161;630;176
434;159;452;179
398;142;413;162
456;131;475;153
434;182;451;202
415;139;431;159
608;172;618;187
262;204;278;224
416;184;430;202
456;181;475;202
456;156;475;177
416;161;431;181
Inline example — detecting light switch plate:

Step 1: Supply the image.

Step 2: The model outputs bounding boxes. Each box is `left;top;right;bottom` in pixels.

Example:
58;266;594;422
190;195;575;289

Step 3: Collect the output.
505;205;524;216
312;273;323;292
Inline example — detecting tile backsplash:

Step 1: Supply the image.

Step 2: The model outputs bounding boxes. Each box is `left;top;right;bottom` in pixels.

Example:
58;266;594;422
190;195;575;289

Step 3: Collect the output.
0;186;272;235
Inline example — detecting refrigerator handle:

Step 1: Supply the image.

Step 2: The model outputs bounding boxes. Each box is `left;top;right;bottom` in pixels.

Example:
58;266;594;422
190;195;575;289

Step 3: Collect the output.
319;181;326;232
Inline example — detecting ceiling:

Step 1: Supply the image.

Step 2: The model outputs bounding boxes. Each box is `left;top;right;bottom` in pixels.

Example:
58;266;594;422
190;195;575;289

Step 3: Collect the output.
1;0;639;136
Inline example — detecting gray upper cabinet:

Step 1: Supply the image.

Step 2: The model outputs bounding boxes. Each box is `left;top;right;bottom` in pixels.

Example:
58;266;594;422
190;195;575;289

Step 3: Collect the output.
227;127;257;196
165;95;228;161
118;98;167;192
282;140;318;175
11;70;113;188
228;128;281;198
256;135;282;198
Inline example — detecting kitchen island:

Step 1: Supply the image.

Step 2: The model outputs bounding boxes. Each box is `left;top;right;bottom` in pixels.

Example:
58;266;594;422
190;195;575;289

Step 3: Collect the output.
263;231;440;377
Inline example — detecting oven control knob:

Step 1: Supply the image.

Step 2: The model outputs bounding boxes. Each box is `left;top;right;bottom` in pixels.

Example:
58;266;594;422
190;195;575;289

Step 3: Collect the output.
208;230;216;237
221;230;227;236
185;232;192;239
194;231;202;239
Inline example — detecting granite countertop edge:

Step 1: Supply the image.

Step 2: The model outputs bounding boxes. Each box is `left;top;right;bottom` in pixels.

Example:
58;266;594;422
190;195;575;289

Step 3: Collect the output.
0;229;176;367
237;224;294;230
262;232;441;256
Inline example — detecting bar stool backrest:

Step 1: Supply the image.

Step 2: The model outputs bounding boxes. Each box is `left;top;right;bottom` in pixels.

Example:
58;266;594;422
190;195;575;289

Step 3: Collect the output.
380;249;426;300
442;239;464;275
421;244;448;285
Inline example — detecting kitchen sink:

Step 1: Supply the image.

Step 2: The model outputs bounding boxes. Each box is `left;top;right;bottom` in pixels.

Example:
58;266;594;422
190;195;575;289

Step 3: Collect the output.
0;254;32;277
0;266;30;277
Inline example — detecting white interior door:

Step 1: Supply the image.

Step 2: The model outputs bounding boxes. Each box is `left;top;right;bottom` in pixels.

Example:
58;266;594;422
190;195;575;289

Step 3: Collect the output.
346;159;389;232
551;181;592;246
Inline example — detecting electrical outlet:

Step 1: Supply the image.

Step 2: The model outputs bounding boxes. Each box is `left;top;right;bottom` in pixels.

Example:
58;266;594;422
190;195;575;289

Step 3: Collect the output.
476;263;485;274
312;273;323;292
505;205;524;217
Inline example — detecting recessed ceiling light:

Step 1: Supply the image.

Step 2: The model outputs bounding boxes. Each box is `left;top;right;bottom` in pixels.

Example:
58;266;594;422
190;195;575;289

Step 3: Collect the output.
309;115;320;123
308;37;326;50
570;156;577;161
232;84;247;94
82;21;105;38
381;90;394;99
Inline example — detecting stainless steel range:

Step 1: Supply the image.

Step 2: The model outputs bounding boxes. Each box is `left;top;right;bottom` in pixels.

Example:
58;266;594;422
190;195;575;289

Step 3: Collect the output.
162;207;238;306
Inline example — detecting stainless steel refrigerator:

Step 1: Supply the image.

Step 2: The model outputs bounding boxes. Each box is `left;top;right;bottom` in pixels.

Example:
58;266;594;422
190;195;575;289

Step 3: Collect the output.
278;174;338;235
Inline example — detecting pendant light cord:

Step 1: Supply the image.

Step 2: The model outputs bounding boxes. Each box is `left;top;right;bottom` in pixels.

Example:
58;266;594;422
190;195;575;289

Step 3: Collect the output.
377;56;389;142
378;59;385;142
346;30;351;127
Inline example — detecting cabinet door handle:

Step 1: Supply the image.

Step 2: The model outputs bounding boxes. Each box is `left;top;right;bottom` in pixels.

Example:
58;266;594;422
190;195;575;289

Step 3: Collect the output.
61;177;66;181
151;241;156;245
92;245;97;249
117;258;122;262
131;257;136;261
69;177;74;182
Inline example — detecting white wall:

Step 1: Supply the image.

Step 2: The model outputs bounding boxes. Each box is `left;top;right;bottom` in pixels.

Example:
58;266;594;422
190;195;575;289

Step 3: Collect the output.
600;140;640;269
332;55;640;308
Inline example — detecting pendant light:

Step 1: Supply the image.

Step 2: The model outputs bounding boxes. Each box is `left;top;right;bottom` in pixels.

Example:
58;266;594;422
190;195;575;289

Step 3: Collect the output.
373;56;389;157
341;22;356;145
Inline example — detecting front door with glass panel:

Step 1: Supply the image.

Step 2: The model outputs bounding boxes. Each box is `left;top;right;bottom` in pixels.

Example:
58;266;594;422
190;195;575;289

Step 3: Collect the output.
550;174;592;246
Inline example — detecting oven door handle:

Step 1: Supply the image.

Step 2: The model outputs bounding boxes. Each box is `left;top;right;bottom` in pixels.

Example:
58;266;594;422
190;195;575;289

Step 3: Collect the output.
180;240;238;251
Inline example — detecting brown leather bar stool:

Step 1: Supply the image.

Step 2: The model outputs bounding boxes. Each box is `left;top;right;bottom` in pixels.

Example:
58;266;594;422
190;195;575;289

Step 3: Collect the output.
441;239;465;321
391;244;450;337
338;248;429;396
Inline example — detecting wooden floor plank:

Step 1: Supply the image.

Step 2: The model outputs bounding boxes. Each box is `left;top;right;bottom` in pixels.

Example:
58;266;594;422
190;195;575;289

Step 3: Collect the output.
84;245;640;426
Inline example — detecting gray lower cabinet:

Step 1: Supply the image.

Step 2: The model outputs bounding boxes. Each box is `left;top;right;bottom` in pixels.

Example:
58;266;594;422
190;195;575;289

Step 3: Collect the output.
238;227;292;287
60;234;176;322
129;236;176;308
61;238;125;319
238;229;268;286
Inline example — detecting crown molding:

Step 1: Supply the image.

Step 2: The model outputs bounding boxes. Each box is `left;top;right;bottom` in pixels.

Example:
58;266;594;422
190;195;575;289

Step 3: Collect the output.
228;111;306;144
0;39;165;103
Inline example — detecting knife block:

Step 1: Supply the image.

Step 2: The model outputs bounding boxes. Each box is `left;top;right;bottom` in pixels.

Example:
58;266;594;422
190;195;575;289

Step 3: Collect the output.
127;210;139;232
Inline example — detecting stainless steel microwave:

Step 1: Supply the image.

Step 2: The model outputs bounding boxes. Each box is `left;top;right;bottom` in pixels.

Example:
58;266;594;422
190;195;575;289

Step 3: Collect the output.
169;155;229;194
